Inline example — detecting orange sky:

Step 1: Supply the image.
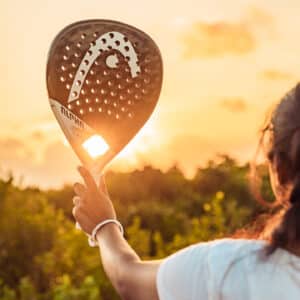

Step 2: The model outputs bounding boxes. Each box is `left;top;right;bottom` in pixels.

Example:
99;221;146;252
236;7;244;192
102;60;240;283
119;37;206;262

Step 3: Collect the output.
1;0;300;188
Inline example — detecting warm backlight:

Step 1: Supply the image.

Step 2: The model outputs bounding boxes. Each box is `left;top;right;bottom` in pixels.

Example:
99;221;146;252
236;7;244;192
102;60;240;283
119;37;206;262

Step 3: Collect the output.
82;135;109;158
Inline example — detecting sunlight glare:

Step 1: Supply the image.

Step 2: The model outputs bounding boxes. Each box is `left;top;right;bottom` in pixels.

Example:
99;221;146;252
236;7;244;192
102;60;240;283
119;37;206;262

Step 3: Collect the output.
82;135;109;158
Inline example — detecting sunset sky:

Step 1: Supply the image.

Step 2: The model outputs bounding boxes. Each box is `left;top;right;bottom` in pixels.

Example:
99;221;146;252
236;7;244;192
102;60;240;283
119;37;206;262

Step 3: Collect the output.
1;0;300;188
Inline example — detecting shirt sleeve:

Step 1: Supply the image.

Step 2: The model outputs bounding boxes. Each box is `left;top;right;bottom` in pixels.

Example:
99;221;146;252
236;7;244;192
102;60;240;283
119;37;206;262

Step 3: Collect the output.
156;242;212;300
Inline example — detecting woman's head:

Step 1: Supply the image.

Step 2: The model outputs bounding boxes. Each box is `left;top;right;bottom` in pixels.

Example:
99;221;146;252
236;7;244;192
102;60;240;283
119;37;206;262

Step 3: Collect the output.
267;84;300;202
262;83;300;253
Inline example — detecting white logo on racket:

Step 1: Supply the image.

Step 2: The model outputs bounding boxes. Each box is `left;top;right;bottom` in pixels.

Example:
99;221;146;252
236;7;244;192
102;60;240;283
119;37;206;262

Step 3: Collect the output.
68;31;141;103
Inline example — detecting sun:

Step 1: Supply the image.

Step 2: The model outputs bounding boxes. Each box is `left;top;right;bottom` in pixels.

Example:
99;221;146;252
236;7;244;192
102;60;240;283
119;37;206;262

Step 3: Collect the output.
82;134;110;158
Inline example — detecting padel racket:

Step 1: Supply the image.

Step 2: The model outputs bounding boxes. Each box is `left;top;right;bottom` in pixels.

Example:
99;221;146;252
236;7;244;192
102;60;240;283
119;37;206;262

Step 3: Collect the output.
46;19;163;181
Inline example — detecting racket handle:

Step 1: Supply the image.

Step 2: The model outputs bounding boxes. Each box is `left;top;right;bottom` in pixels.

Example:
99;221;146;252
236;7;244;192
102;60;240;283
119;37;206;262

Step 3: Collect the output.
90;165;104;187
88;148;116;186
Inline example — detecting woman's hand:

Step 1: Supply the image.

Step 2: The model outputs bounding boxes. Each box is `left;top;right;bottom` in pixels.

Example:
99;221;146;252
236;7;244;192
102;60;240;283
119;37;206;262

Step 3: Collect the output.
72;166;116;235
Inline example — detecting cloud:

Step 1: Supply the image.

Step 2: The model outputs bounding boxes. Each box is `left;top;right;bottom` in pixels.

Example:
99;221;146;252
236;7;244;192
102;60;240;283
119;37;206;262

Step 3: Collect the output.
182;22;255;58
31;130;46;141
0;138;32;161
0;136;79;188
181;6;274;59
245;6;275;37
219;98;247;113
260;69;293;81
28;141;79;187
0;138;23;149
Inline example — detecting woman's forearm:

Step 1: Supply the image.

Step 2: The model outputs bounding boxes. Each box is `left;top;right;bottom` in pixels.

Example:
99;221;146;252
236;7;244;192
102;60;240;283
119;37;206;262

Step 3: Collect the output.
72;167;160;300
96;224;160;300
96;224;140;295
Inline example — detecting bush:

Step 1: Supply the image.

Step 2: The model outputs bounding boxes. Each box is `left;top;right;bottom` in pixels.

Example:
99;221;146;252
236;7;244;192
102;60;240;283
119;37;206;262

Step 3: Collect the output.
0;156;271;299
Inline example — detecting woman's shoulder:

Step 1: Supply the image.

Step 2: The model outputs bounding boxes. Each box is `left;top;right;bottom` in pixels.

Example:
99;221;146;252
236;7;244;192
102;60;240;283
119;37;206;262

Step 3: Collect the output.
159;238;268;285
156;239;267;300
161;238;266;268
202;238;267;270
157;239;300;300
204;238;266;257
185;238;267;271
205;237;266;248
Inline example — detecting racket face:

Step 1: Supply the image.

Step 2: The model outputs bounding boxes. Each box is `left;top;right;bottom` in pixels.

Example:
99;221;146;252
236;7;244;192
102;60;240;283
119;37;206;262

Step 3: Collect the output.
47;20;163;171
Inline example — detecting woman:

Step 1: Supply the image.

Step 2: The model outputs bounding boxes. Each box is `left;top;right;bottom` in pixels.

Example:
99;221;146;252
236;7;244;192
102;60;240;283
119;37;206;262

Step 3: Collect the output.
72;84;300;300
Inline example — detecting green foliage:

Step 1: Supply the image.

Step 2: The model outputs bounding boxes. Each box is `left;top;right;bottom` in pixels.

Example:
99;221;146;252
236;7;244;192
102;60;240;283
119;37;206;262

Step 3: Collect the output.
0;156;272;299
52;275;101;300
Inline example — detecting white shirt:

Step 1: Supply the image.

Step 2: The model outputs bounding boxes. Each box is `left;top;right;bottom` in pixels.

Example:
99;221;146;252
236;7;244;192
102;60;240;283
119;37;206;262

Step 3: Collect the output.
156;239;300;300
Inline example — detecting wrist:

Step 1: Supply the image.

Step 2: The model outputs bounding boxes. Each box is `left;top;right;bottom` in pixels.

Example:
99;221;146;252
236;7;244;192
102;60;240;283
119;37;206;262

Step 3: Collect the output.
95;220;124;242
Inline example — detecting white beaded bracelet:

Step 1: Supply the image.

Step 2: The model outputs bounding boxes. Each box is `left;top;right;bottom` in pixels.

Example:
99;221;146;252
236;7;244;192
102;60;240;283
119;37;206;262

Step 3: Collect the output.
88;219;124;247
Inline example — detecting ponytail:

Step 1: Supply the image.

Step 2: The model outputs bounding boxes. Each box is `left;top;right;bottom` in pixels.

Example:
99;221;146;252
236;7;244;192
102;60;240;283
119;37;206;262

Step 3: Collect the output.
267;177;300;254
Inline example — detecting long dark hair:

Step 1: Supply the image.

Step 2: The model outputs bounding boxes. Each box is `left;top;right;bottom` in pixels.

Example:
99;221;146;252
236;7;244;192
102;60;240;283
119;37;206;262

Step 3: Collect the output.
251;83;300;254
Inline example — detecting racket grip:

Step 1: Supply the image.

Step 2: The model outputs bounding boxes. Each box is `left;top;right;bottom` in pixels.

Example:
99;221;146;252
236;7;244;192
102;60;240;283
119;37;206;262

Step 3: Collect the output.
88;149;116;185
90;165;104;187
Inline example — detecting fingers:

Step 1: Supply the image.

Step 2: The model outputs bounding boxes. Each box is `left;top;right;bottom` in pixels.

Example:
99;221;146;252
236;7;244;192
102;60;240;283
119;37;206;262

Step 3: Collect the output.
73;183;86;197
99;174;108;195
78;166;97;192
72;204;85;220
75;221;82;230
72;196;81;206
72;206;92;234
72;205;79;219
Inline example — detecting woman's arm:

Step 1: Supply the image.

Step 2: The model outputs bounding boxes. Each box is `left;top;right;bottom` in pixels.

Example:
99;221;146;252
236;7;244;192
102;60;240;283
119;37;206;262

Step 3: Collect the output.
96;224;160;300
72;166;160;300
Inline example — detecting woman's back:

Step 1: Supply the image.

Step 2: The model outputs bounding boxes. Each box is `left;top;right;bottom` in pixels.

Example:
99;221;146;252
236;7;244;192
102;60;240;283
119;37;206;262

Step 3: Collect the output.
157;239;300;300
